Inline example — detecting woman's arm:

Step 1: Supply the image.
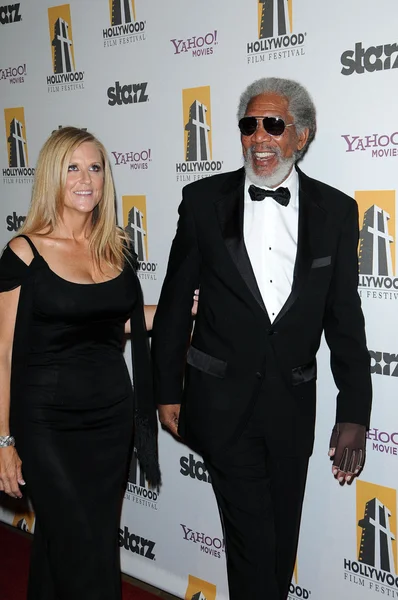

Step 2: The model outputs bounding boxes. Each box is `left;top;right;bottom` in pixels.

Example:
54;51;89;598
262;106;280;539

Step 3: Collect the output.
125;291;199;334
0;285;24;498
124;305;156;334
144;305;157;331
0;237;33;498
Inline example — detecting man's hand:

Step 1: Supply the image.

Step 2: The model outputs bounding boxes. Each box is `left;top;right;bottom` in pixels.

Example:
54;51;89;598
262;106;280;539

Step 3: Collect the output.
158;404;181;437
329;422;366;484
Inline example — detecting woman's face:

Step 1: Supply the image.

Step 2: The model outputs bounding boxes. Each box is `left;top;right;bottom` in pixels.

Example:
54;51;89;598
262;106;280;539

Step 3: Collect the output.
62;141;104;216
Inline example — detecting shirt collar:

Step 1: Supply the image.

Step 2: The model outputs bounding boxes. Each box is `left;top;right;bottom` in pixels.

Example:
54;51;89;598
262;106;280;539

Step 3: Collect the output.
244;166;299;208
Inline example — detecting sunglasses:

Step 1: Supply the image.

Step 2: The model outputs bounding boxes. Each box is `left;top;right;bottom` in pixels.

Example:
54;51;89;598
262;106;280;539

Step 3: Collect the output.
238;116;294;137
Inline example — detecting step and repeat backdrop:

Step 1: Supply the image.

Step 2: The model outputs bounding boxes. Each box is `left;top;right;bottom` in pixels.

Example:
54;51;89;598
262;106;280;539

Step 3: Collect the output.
0;1;397;599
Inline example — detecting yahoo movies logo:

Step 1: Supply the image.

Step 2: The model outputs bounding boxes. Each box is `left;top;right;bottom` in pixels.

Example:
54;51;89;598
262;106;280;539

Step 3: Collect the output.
46;4;85;93
341;41;398;76
3;107;35;184
176;86;223;183
343;481;398;595
185;575;216;600
122;195;157;281
180;524;225;560
0;64;26;85
125;450;158;510
367;428;398;458
112;148;151;171
103;0;146;47
0;3;21;25
247;0;306;65
356;190;398;300
170;30;218;58
342;132;398;159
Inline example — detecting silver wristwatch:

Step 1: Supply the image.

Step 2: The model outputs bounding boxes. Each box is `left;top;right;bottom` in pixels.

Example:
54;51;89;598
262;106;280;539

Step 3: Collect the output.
0;435;15;448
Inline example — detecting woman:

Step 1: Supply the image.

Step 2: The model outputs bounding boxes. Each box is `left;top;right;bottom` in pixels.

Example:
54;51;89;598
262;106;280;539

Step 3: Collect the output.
0;127;160;600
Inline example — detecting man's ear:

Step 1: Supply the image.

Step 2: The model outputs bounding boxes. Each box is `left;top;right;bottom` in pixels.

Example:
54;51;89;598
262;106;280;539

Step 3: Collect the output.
297;128;310;151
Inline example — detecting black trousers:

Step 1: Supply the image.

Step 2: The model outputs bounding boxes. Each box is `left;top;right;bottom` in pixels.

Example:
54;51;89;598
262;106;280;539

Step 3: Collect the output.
205;395;309;600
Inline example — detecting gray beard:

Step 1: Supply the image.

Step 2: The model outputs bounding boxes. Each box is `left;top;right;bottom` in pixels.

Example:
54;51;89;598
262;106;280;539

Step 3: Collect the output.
244;147;296;188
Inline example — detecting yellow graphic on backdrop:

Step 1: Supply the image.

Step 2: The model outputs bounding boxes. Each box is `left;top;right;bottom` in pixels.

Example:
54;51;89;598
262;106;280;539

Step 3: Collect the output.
182;86;213;162
122;195;148;262
356;480;397;573
12;509;35;533
4;107;29;167
109;0;136;24
185;574;217;600
48;4;76;73
258;0;293;39
356;190;396;277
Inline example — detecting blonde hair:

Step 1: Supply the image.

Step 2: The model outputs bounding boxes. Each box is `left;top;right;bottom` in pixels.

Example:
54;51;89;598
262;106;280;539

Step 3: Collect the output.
19;126;129;270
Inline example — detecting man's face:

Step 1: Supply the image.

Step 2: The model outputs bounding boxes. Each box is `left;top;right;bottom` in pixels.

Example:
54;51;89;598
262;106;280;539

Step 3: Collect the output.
241;92;309;187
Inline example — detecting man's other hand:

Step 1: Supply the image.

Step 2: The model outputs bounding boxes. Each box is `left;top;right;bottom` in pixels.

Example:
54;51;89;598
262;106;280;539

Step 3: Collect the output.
158;404;181;437
329;422;366;484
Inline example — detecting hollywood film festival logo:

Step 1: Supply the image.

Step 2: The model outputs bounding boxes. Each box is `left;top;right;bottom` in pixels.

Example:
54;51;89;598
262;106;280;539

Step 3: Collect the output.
46;4;85;93
356;190;398;300
170;30;218;58
176;86;223;183
124;450;158;510
3;107;35;185
343;481;398;597
247;0;306;65
122;195;157;280
103;0;145;47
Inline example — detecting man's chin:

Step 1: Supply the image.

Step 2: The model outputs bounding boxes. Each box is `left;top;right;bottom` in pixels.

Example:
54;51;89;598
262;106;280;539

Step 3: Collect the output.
244;159;294;189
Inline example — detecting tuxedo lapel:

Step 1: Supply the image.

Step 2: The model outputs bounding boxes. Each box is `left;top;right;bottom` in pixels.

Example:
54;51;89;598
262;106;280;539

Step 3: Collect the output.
274;169;328;324
215;169;268;314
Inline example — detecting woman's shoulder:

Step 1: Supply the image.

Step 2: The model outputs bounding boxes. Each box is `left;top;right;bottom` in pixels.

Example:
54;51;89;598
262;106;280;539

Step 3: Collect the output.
0;235;40;292
8;236;36;266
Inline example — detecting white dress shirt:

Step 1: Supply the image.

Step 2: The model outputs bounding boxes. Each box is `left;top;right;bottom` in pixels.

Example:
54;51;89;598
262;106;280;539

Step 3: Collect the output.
243;168;299;323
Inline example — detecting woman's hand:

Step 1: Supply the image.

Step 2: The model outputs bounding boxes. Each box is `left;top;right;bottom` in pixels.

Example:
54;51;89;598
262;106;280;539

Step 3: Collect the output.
126;288;200;335
0;446;25;498
191;289;199;317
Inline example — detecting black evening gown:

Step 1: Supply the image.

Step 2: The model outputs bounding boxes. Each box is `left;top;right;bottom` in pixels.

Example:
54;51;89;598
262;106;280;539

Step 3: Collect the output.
0;236;142;600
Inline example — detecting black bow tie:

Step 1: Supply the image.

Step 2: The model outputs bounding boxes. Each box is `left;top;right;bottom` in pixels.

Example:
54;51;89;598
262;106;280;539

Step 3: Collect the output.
248;184;291;207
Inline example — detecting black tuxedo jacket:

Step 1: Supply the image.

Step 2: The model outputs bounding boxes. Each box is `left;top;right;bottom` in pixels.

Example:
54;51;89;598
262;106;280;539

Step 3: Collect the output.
151;167;372;458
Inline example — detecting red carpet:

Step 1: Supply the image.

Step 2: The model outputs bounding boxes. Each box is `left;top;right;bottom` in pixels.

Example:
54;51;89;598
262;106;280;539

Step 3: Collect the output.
0;523;160;600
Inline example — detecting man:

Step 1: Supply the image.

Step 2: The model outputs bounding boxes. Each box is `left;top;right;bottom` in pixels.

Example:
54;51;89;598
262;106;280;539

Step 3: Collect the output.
151;78;372;600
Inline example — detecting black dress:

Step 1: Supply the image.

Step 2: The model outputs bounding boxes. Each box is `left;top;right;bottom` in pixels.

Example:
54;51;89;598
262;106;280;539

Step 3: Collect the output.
0;235;159;600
